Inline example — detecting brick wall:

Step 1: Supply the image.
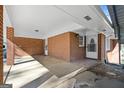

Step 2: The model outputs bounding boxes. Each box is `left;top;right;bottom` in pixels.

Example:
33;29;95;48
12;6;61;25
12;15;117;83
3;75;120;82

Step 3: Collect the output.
7;27;14;65
70;32;84;61
14;37;45;57
0;5;3;84
48;32;84;61
48;32;70;61
98;33;105;61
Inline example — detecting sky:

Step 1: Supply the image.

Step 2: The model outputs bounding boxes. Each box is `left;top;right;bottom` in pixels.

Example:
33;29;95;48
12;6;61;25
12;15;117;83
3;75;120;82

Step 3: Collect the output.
100;5;112;23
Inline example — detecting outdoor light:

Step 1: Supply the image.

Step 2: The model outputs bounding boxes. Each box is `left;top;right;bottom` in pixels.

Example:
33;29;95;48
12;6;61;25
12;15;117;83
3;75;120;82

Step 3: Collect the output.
75;33;79;38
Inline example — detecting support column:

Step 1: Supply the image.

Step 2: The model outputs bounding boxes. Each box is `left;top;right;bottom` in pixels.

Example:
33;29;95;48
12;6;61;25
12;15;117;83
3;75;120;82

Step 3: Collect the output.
98;33;105;61
7;27;14;65
0;5;3;84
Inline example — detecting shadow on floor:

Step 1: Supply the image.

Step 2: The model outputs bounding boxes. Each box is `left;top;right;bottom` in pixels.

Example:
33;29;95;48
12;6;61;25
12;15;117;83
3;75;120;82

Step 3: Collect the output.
14;59;35;65
21;72;53;88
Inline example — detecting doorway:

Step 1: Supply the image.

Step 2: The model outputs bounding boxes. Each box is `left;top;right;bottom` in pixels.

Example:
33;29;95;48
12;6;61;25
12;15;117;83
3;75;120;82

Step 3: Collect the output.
86;35;98;59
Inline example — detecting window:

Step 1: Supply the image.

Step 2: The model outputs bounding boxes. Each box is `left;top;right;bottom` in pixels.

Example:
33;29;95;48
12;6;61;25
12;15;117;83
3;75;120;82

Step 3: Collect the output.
79;36;84;47
88;38;96;52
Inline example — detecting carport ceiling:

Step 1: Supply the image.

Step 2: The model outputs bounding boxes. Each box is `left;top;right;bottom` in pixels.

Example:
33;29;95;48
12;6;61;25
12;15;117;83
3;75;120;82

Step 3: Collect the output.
5;5;113;39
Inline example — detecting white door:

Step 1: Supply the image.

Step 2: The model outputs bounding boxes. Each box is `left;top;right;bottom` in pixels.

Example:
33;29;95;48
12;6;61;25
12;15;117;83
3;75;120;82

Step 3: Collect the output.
86;35;98;59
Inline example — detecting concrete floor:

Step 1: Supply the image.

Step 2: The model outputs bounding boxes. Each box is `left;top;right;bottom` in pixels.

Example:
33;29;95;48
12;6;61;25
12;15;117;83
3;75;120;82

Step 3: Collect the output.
6;56;54;88
4;55;124;88
5;55;97;88
74;71;124;88
33;55;97;77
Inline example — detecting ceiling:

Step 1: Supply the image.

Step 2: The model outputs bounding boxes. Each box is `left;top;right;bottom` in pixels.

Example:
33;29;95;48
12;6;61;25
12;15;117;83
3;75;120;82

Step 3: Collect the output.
5;5;114;39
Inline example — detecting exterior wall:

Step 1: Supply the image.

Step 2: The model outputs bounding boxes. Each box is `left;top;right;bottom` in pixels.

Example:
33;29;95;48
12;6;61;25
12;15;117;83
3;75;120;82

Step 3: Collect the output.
0;5;3;84
7;27;15;65
70;32;84;61
107;39;119;64
48;32;84;61
14;37;45;57
48;32;70;61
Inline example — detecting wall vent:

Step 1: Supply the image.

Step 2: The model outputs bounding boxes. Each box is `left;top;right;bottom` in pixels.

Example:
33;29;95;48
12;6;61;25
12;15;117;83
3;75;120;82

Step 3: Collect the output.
84;16;92;21
34;30;39;32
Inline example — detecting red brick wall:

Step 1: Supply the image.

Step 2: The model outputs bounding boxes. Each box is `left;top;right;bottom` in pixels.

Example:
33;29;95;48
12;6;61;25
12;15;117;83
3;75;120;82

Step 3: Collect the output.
14;37;45;57
7;27;15;65
48;32;70;61
48;32;84;61
70;32;84;61
0;5;3;84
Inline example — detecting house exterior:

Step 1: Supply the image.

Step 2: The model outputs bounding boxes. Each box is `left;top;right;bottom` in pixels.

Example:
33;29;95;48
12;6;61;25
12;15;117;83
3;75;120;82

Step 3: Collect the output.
0;5;120;86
